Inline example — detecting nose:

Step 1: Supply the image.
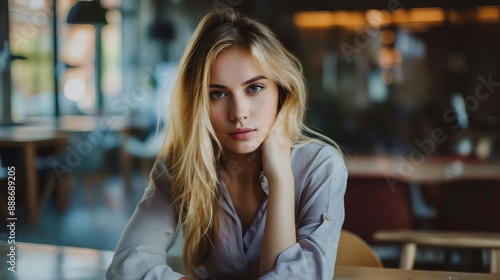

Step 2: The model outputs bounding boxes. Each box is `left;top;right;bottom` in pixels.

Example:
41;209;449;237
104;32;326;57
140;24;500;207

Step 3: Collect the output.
229;95;248;121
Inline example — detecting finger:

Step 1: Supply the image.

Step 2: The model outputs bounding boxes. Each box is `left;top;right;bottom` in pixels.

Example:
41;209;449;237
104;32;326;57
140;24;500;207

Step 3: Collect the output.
272;113;291;144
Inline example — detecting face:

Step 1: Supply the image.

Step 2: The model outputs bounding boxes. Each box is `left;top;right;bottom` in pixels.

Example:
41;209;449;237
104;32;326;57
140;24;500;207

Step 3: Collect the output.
209;47;279;156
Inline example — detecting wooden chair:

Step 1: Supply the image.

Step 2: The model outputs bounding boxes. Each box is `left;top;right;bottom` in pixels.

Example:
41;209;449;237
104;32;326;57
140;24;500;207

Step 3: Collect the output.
374;230;500;273
336;229;383;267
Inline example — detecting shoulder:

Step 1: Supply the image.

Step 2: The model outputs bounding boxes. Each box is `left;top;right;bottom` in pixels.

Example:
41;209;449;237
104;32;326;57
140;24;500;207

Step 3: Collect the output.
291;141;347;218
291;140;346;175
151;158;170;182
145;158;173;199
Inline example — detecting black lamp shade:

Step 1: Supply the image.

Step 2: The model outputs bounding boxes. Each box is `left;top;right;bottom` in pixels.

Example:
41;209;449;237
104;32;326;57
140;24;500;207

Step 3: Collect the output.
67;0;107;25
149;20;175;41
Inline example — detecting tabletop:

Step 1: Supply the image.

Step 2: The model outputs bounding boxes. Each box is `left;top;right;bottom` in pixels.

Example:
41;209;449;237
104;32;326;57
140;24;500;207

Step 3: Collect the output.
334;265;500;280
373;230;500;273
374;230;500;248
2;242;499;280
345;156;500;183
22;115;129;133
0;125;67;144
0;242;114;280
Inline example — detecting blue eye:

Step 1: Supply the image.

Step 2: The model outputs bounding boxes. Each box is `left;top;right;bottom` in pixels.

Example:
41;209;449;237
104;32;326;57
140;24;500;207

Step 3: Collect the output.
247;84;263;93
210;91;227;99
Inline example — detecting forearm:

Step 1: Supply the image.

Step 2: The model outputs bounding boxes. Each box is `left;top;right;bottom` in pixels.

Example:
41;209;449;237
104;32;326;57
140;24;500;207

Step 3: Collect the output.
259;168;296;276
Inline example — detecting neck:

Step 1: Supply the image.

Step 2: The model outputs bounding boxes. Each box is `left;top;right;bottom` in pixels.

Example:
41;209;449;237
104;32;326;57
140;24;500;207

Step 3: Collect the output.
221;149;262;188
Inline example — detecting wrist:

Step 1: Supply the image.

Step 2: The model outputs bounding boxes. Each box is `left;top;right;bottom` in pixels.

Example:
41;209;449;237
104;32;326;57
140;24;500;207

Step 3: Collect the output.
266;168;294;189
267;179;294;193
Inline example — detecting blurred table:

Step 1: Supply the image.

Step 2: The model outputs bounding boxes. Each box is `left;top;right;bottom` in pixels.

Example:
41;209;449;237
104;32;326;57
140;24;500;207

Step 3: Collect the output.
334;265;500;280
345;156;500;183
1;242;498;280
24;115;134;192
0;242;113;280
345;156;500;236
374;230;500;273
23;115;129;133
0;126;68;222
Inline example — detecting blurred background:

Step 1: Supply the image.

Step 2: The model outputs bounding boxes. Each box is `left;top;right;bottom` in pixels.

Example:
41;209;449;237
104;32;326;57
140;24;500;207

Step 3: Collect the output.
1;0;500;274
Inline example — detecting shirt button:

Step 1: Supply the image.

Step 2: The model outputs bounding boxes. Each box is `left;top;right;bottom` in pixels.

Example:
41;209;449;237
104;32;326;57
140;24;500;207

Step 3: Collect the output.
261;175;267;184
324;214;332;222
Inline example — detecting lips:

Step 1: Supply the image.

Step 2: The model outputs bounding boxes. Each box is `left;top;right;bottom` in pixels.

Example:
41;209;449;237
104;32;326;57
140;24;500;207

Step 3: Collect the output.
228;128;256;140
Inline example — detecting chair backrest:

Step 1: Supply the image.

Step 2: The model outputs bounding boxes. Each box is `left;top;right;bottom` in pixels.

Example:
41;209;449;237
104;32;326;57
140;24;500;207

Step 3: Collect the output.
335;229;383;268
343;177;414;243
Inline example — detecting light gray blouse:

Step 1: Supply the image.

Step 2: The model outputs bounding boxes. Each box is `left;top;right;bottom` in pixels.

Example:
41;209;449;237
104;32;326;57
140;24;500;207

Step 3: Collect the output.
106;141;347;280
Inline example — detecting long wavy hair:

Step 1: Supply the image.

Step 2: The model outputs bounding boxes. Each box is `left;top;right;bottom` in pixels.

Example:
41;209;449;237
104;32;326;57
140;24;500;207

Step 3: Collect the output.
158;8;339;279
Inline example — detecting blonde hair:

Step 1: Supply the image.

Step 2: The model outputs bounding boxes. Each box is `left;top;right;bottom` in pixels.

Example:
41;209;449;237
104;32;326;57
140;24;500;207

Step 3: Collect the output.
158;8;340;279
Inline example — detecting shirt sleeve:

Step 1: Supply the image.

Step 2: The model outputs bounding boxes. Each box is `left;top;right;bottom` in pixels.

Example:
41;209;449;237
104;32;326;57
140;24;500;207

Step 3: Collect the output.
106;161;186;280
259;147;348;280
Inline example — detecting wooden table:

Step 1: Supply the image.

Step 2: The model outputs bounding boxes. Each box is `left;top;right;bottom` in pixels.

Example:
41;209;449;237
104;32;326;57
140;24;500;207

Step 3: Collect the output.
374;230;500;273
1;242;498;280
0;126;68;222
345;156;500;233
334;265;500;280
24;115;134;192
345;156;500;183
0;242;114;280
22;115;130;133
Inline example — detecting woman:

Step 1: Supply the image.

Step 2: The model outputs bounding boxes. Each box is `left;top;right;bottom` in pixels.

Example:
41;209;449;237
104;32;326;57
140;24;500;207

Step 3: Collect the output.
107;8;347;280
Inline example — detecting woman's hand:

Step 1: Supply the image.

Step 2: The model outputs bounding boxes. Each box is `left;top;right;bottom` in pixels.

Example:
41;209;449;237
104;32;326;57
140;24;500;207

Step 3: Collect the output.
260;113;292;180
259;112;296;276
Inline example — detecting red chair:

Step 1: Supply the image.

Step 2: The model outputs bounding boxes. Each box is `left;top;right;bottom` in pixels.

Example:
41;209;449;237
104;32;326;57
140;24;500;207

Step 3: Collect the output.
343;176;415;244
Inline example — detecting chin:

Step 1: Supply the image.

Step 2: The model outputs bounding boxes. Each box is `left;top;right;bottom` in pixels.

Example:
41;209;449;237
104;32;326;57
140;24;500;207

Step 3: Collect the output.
225;141;261;155
233;145;259;155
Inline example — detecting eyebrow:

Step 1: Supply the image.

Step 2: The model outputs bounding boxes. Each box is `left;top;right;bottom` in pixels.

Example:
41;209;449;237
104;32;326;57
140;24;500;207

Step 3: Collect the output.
209;75;267;89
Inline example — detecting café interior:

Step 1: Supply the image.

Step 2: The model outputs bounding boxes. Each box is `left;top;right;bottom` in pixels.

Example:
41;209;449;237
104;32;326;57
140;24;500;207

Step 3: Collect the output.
1;0;500;279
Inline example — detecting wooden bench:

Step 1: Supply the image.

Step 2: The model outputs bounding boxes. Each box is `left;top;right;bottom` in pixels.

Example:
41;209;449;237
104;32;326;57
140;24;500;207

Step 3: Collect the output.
374;230;500;273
